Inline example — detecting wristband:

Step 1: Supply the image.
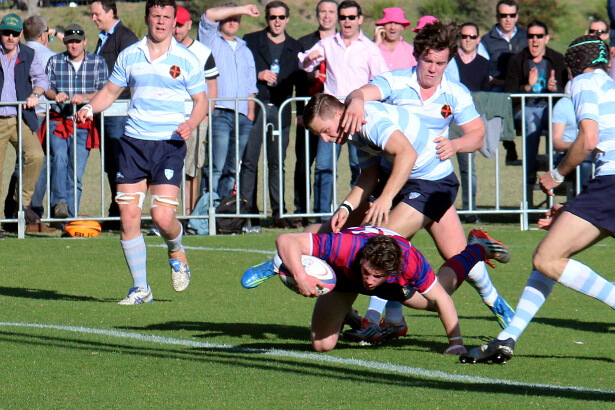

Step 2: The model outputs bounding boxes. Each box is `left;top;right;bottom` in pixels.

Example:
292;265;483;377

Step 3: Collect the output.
81;104;93;118
338;203;352;215
550;167;565;183
448;336;463;341
342;200;354;211
30;92;40;98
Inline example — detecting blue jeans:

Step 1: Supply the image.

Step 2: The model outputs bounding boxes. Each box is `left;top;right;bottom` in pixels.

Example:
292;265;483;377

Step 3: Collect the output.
49;120;90;217
206;108;252;198
313;140;359;214
516;105;548;184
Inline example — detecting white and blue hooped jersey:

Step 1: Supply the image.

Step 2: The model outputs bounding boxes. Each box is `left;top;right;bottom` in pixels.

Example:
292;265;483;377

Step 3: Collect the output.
369;67;480;139
571;69;615;176
349;101;454;181
110;37;207;141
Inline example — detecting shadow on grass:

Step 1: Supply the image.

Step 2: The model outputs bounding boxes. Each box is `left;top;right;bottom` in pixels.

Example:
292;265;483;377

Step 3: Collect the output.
459;314;614;335
0;286;172;303
0;329;613;402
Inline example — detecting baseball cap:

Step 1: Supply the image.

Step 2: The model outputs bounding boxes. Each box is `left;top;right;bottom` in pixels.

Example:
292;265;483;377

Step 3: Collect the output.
0;14;23;32
176;6;191;25
64;23;85;42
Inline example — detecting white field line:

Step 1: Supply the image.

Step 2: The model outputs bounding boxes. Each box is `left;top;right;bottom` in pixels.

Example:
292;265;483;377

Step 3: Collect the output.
0;321;613;397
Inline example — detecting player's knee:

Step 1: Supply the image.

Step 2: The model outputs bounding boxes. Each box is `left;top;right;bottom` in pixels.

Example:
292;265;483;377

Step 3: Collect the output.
151;195;179;212
116;192;145;209
311;334;338;352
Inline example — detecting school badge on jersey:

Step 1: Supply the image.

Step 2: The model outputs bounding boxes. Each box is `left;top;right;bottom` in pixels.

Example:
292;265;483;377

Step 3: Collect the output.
169;65;181;79
440;104;452;119
165;169;174;180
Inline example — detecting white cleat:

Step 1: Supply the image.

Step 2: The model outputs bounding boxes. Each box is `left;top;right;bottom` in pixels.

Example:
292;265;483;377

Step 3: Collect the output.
170;258;191;291
118;286;153;305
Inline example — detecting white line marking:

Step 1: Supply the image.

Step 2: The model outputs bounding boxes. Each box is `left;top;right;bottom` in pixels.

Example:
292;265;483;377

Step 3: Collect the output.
150;244;276;255
0;321;612;396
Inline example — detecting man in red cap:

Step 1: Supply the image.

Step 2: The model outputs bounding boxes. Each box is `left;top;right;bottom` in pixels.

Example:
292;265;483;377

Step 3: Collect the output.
373;7;416;70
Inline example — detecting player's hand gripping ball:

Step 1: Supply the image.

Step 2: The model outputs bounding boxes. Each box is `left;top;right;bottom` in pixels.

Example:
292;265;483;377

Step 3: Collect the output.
274;255;336;296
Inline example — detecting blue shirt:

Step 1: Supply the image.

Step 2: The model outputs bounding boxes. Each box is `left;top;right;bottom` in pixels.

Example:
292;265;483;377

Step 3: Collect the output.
571;69;615;176
552;96;577;143
96;20;121;54
25;41;56;116
197;15;258;116
110;37;206;141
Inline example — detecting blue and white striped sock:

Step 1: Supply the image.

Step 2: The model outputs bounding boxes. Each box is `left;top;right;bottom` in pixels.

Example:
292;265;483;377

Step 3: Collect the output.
164;223;184;253
121;235;148;289
467;261;498;307
557;259;615;308
365;296;388;324
497;271;554;342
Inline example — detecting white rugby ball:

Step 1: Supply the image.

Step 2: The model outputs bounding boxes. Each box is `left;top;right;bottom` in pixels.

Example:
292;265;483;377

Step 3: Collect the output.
273;254;336;296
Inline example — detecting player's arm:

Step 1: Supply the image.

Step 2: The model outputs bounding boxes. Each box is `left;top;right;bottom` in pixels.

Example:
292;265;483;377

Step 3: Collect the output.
341;85;382;135
74;81;124;123
275;233;324;297
362;130;417;227
422;282;466;355
540;118;598;194
177;91;208;140
330;164;380;233
435;117;485;160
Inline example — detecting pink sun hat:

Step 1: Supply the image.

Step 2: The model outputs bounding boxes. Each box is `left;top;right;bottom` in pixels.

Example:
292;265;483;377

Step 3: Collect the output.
412;15;438;32
375;7;411;29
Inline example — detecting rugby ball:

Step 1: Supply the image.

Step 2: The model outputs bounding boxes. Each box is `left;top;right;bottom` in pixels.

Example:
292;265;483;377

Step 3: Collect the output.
64;221;102;238
274;254;336;296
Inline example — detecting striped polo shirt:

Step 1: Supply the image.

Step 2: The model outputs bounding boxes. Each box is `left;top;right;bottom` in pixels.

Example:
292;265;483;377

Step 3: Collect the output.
110;36;206;141
350;101;454;181
572;69;615;176
369;67;480;140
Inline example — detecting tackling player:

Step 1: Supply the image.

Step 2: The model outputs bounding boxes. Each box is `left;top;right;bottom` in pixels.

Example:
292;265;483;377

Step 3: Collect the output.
75;0;208;304
245;226;510;353
461;35;615;364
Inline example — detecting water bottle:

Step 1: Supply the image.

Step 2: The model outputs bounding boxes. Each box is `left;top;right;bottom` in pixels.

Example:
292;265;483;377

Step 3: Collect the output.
268;58;280;86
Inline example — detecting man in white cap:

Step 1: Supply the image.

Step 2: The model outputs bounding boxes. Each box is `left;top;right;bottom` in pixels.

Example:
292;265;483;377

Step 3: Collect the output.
373;7;415;70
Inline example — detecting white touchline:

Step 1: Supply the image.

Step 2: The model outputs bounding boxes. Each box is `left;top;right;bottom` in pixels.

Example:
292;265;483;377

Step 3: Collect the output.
0;322;613;397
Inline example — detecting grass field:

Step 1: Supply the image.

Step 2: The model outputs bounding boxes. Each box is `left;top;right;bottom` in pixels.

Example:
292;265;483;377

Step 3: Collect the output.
1;226;614;407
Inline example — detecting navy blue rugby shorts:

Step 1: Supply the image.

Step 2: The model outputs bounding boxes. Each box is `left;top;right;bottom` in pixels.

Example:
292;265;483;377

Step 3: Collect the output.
564;174;615;236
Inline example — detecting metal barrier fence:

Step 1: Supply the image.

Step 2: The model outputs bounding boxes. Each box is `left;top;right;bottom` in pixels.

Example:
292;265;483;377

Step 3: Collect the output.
2;93;590;238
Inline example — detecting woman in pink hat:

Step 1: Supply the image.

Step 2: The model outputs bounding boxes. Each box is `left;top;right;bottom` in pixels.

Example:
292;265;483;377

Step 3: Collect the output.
374;7;416;70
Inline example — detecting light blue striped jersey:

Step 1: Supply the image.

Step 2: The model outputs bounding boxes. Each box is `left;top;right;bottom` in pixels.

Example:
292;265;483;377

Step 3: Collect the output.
110;37;206;141
369;67;480;139
349;101;454;181
571;69;615;176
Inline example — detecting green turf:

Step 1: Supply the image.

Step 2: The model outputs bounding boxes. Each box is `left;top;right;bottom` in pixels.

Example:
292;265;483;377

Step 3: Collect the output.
0;226;613;407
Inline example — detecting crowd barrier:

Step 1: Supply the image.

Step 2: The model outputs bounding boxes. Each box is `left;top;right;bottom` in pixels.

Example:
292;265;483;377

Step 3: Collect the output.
1;93;590;238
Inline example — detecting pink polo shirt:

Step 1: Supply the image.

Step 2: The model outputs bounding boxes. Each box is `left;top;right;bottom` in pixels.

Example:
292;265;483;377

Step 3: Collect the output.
379;39;417;70
298;31;388;98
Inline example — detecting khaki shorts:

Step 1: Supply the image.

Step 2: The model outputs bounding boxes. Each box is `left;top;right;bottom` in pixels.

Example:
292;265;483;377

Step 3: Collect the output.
184;121;208;178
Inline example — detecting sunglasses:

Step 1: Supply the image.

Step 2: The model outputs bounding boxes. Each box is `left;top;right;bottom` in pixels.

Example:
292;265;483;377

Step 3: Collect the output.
498;13;517;19
267;15;287;21
460;34;478;40
1;30;20;37
338;15;358;21
64;29;85;36
589;29;606;35
528;33;545;39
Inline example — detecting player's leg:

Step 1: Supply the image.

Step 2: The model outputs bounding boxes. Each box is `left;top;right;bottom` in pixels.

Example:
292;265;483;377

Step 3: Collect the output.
311;291;357;352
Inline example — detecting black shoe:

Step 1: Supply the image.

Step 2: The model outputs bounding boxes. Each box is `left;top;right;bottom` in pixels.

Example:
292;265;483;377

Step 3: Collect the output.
0;230;5;239
273;218;292;229
23;206;41;225
460;338;515;364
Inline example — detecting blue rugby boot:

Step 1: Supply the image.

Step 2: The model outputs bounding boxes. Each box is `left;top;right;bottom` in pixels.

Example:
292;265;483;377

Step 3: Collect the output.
489;295;515;328
241;259;276;289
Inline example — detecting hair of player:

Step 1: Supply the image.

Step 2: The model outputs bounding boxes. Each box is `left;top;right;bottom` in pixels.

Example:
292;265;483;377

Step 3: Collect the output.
361;235;403;277
93;0;118;19
145;0;177;18
413;20;459;62
23;15;47;41
527;20;548;35
338;0;362;16
460;22;479;36
496;0;518;13
266;1;289;18
316;0;338;14
302;93;344;133
565;35;609;78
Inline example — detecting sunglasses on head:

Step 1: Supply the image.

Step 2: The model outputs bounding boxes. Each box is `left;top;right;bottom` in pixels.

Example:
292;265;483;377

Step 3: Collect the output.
589;29;606;35
528;33;545;39
498;13;517;19
460;34;478;40
338;15;358;21
1;30;20;37
267;15;286;21
65;29;85;36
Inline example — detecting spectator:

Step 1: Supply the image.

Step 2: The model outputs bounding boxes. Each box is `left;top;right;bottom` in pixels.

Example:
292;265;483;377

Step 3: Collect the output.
242;1;304;228
198;3;258;199
608;0;615;57
373;7;416;70
448;22;491;223
3;15;57;233
481;0;527;164
293;0;337;227
585;18;615;80
298;0;387;216
0;14;47;238
505;20;567;207
44;24;108;219
90;0;138;229
173;6;219;215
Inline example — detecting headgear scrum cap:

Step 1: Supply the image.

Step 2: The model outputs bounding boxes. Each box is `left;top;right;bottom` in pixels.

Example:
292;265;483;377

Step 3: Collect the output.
565;35;609;78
